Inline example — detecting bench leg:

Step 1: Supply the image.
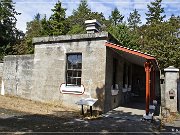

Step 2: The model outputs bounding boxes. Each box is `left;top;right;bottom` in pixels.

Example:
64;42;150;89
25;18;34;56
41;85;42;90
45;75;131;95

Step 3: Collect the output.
90;106;92;116
81;105;84;115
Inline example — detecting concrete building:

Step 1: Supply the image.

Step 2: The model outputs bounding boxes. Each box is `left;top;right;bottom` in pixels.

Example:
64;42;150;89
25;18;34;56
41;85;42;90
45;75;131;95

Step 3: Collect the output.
1;20;160;114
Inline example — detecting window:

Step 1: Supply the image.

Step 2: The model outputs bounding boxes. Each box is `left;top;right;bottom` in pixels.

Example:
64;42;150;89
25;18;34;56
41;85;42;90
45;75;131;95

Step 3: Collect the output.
66;53;82;86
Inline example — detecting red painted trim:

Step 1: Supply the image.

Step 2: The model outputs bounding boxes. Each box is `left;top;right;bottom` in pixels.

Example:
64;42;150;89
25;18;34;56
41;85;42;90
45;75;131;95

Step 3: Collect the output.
105;42;156;60
144;62;151;115
59;83;85;95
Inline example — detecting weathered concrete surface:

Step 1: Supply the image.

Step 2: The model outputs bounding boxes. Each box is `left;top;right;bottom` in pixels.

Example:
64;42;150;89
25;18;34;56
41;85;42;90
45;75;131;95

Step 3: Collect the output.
105;48;125;112
32;33;107;111
32;32;109;44
3;55;34;99
0;63;3;76
164;66;179;112
0;63;3;89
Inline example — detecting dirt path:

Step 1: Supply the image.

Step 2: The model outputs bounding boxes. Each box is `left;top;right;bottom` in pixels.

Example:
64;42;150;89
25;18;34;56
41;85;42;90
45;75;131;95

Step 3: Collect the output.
0;95;77;115
0;95;161;133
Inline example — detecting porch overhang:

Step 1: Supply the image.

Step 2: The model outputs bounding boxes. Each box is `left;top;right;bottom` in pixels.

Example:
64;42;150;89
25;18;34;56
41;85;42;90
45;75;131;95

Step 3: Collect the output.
105;42;159;116
105;42;159;70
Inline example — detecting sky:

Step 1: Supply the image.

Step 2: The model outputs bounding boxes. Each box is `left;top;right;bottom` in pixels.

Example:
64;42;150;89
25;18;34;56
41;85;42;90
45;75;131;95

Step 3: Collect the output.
13;0;180;33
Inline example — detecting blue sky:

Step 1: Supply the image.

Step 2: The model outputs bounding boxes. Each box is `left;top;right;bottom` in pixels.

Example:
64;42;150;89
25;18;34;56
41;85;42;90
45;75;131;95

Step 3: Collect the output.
13;0;180;33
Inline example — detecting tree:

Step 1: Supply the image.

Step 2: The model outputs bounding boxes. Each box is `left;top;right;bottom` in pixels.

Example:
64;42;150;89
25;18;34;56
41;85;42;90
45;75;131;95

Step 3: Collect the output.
168;14;180;41
0;0;22;60
109;7;124;26
17;13;50;54
145;0;166;24
68;0;91;27
40;15;51;36
128;9;142;30
49;1;69;36
109;24;141;50
140;16;180;69
67;0;107;34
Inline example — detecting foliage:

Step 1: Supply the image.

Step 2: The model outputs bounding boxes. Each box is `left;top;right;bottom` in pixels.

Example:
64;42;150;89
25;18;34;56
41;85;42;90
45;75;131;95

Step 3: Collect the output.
67;0;107;34
1;0;180;70
48;1;69;36
128;9;142;30
141;16;180;69
109;7;124;26
0;0;22;60
109;24;141;50
145;0;166;24
16;13;51;54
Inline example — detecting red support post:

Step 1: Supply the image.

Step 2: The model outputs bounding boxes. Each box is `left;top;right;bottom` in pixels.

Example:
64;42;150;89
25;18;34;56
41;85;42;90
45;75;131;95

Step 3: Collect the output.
144;62;151;115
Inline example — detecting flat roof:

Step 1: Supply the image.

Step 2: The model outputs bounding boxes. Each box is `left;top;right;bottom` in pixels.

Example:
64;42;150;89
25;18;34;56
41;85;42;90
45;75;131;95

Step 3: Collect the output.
32;32;109;44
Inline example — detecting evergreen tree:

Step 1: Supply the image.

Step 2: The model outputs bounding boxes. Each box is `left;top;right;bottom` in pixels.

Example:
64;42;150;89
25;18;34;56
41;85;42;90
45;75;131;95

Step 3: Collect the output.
128;9;142;30
40;15;51;36
49;1;69;36
67;0;107;34
16;13;44;54
145;0;166;24
109;7;124;26
68;0;91;27
0;0;22;60
17;13;52;54
168;14;180;40
140;15;180;69
109;24;141;50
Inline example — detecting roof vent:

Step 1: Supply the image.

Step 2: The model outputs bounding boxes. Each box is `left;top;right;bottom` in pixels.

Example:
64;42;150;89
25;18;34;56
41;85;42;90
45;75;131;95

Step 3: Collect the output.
85;19;101;34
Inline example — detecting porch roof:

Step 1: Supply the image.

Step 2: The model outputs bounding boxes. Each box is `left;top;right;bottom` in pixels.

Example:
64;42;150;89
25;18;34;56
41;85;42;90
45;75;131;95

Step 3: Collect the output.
105;42;159;70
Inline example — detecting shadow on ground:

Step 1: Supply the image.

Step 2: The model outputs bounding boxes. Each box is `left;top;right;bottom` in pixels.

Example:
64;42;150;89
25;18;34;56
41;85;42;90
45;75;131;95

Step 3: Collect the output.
0;107;159;134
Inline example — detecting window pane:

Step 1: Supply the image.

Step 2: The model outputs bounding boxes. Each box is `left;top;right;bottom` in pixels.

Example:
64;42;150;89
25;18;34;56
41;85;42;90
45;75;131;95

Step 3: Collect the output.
66;53;82;86
67;70;72;77
72;78;76;85
67;77;71;84
77;71;81;77
77;78;81;85
67;63;72;69
72;71;76;77
73;64;77;69
77;63;82;69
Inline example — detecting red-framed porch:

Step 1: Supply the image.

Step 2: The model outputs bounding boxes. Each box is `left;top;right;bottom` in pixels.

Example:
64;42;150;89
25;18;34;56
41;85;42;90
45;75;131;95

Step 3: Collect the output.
105;42;159;115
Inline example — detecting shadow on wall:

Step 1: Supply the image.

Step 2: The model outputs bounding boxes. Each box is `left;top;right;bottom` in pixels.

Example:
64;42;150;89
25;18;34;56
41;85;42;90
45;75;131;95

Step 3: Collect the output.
93;86;105;112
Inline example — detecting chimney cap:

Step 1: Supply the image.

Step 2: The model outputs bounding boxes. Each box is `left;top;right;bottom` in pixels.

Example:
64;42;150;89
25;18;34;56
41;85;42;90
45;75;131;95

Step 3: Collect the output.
85;19;101;27
85;19;101;34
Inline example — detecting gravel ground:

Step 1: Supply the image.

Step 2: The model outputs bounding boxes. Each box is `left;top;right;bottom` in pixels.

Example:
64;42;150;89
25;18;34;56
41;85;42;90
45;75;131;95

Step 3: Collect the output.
0;95;166;134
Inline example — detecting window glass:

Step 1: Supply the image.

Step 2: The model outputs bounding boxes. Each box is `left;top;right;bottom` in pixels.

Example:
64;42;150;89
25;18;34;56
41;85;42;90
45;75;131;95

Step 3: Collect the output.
66;53;82;86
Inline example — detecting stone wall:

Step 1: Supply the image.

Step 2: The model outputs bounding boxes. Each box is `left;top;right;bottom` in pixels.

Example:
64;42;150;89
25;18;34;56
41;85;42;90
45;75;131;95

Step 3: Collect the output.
3;55;34;99
164;66;179;113
32;33;108;110
104;47;126;112
0;63;3;89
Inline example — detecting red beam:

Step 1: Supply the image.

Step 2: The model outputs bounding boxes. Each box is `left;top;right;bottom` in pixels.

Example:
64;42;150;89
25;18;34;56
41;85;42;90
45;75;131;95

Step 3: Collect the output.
144;62;151;115
105;42;156;60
